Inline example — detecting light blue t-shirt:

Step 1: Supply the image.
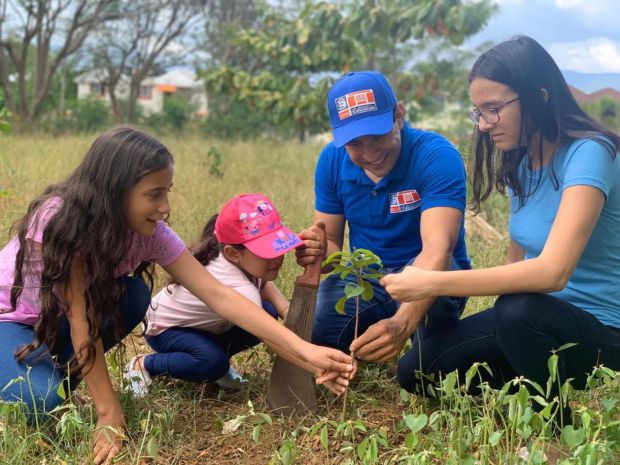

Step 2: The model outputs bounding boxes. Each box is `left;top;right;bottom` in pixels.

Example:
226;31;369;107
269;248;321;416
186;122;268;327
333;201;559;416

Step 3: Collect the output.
509;139;620;329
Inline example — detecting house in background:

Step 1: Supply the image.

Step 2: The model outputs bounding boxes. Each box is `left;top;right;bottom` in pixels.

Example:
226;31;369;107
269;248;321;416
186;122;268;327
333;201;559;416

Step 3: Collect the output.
76;69;208;117
75;69;121;100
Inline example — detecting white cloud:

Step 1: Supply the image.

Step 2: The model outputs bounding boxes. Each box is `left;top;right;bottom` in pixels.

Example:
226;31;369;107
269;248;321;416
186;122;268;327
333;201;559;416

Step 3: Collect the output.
554;0;584;7
554;0;616;13
549;38;620;73
491;0;530;4
553;0;618;17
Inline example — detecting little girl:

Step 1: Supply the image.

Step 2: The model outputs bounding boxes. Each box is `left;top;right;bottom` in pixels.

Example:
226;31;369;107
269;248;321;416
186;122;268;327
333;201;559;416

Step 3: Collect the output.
125;193;312;393
0;127;353;465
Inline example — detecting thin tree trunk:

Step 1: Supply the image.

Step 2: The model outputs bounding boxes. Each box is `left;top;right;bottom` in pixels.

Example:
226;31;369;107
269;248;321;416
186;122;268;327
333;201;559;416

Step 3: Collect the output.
127;82;139;123
59;68;66;115
109;89;122;122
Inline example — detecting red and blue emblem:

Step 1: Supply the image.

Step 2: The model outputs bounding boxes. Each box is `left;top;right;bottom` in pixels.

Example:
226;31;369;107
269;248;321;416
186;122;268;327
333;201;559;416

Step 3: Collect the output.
335;89;377;120
389;189;421;214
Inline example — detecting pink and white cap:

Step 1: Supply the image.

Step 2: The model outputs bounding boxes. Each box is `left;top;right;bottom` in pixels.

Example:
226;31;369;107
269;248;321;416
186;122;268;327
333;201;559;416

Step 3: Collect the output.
214;193;303;259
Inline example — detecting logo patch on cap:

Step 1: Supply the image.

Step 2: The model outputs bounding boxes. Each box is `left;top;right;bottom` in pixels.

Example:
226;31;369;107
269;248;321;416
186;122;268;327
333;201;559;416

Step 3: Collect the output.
271;231;302;252
335;89;377;120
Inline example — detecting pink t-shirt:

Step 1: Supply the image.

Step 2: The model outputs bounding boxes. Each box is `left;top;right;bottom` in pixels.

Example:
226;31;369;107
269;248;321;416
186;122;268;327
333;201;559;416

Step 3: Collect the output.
0;197;186;326
145;252;262;336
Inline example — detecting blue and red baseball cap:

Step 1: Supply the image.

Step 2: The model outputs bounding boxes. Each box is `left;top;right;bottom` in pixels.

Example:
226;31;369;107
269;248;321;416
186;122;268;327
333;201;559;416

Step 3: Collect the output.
327;71;397;148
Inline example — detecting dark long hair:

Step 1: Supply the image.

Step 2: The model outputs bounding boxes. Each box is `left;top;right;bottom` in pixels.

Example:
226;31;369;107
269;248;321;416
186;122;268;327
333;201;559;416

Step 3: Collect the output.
189;213;222;267
469;35;620;212
11;126;174;373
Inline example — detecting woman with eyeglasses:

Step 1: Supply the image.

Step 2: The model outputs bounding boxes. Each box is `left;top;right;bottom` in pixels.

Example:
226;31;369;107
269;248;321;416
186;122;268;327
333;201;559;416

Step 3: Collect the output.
382;35;620;417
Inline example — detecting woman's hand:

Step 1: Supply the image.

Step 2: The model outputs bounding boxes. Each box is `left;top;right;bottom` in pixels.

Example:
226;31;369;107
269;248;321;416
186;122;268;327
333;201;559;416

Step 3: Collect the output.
301;343;353;375
92;415;124;465
380;266;439;302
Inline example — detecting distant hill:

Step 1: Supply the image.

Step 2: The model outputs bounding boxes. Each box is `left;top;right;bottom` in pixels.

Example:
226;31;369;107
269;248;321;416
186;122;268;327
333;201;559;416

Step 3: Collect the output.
569;85;620;104
562;70;620;94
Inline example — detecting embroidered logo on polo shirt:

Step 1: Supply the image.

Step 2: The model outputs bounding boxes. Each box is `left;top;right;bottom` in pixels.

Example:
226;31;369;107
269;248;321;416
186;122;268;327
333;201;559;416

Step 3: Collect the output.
335;89;377;120
389;189;421;213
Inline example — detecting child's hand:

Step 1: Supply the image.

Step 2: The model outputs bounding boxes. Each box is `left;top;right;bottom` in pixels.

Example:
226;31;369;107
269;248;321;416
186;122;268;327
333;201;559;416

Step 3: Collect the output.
315;366;356;395
92;418;124;465
316;372;347;395
303;343;353;375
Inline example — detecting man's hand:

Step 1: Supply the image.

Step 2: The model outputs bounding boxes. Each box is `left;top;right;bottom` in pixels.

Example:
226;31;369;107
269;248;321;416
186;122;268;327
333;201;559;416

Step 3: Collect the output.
349;315;413;363
295;225;325;267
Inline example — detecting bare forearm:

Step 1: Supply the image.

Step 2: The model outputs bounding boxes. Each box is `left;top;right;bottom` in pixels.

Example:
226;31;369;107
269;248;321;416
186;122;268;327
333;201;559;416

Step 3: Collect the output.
265;339;316;374
64;254;121;422
434;256;564;297
199;285;312;361
393;250;451;329
70;319;121;420
168;252;314;363
221;292;310;358
260;282;289;319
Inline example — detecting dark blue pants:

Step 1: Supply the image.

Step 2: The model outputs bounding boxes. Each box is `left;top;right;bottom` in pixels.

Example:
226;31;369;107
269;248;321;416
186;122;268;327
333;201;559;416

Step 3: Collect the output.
0;276;150;414
143;301;277;383
398;293;620;396
311;258;467;353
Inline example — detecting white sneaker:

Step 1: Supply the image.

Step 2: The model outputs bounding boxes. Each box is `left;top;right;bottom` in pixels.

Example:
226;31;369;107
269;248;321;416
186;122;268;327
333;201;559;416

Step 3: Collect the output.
124;355;152;398
518;446;547;462
214;366;246;390
517;443;565;465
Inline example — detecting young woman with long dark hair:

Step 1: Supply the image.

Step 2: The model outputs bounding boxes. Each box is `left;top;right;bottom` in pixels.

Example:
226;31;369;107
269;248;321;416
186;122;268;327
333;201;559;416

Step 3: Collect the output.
382;36;620;413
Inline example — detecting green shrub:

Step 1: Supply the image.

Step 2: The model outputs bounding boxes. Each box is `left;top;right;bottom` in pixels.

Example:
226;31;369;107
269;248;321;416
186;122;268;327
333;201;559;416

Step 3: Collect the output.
0;107;12;134
143;97;194;133
163;97;193;131
202;98;287;140
73;97;110;132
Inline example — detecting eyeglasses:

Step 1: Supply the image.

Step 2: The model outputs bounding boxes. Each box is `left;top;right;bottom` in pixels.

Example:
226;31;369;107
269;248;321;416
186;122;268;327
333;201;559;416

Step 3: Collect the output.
468;97;519;125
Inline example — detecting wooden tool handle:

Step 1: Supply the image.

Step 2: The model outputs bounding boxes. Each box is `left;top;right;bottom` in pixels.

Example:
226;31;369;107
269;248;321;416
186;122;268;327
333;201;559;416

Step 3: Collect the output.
294;221;326;288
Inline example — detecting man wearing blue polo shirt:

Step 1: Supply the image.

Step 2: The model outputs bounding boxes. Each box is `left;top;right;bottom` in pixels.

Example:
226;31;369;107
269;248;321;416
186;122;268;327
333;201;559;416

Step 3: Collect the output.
297;71;471;365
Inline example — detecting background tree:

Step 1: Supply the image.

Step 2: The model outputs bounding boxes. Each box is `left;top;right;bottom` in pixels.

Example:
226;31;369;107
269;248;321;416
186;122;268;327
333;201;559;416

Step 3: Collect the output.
0;0;117;128
201;0;262;69
198;0;278;139
202;0;497;141
202;1;363;141
85;0;204;123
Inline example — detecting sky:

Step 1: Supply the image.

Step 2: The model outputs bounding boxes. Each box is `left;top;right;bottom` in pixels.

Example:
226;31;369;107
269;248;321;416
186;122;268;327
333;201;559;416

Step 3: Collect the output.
466;0;620;74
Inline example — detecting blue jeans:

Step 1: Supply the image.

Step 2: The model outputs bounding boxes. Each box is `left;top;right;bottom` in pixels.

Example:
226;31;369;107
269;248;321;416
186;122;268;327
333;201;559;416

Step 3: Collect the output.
311;259;468;353
0;276;150;414
144;301;277;383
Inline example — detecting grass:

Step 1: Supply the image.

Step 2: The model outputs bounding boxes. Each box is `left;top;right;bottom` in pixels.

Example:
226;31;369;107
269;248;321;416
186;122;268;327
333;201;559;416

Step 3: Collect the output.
0;133;618;464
